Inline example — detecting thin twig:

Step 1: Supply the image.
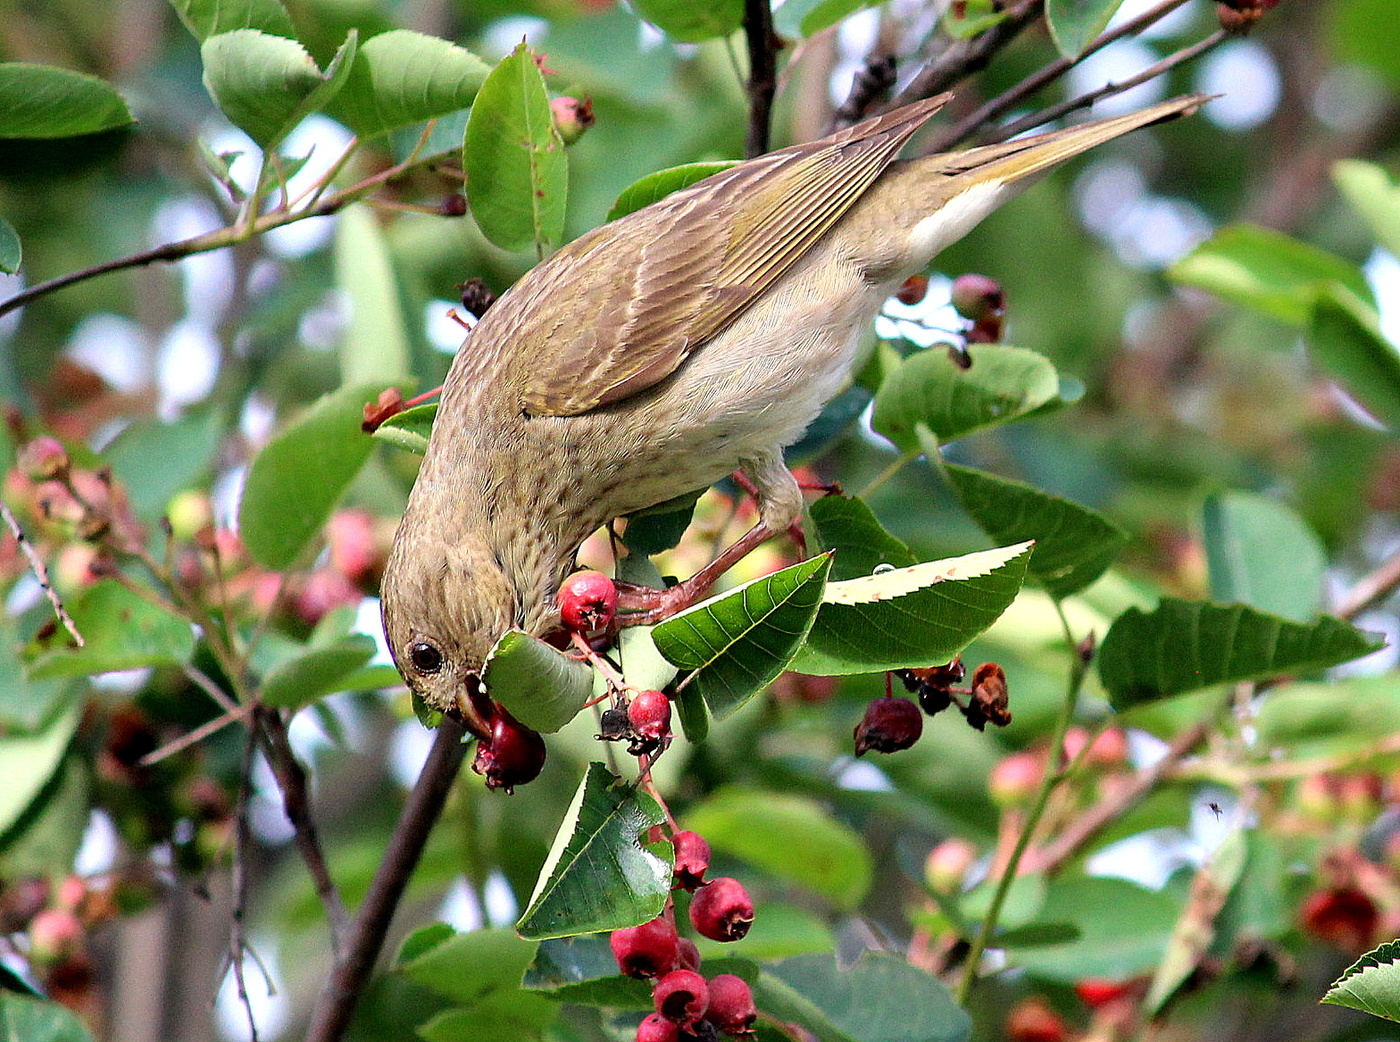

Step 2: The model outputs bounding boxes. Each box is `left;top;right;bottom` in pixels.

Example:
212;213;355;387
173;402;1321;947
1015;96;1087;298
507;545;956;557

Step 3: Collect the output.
138;703;253;767
183;664;240;715
888;0;1045;111
1335;545;1400;621
230;722;262;1042
1;502;84;646
304;716;468;1042
742;0;779;157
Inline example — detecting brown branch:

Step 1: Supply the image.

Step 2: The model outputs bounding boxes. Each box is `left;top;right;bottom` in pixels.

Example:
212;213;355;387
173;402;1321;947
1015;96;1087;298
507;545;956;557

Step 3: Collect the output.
1335;545;1400;621
1;502;84;646
229;723;262;1042
889;0;1045;110
743;0;779;157
304;716;468;1042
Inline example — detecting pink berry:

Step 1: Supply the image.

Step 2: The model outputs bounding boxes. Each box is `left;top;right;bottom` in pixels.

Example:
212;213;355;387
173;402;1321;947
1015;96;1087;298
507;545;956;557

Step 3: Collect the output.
705;973;757;1037
853;697;923;756
558;570;618;635
629;690;672;742
652;968;708;1025
551;96;596;145
671;830;711;891
19;436;70;481
471;705;546;793
688;877;753;943
610;916;680;979
950;273;1005;322
636;1013;680;1042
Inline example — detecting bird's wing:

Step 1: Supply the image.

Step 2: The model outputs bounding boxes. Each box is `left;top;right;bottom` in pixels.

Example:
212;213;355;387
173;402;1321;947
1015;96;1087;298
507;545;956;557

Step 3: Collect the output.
496;96;950;417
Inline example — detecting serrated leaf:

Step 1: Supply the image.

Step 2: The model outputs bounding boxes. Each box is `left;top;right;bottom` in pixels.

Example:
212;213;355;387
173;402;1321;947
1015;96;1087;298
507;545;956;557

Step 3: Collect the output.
0;216;19;274
26;581;195;679
334;204;411;387
260;634;377;709
628;0;745;41
872;344;1061;451
940;459;1127;600
167;0;295;40
1307;282;1400;429
792;543;1032;676
201;30;356;149
399;928;538;1004
372;402;436;454
0;705;80;839
1333;159;1400;260
516;763;671;939
606;161;739;221
1323;939;1400;1023
652;555;830;720
1169;223;1373;325
1202;491;1325;622
327;30;489;139
1097;598;1385;709
805;495;915;582
239;383;388;570
0;63;133;139
1047;0;1123;57
482;631;594;734
464;43;567;252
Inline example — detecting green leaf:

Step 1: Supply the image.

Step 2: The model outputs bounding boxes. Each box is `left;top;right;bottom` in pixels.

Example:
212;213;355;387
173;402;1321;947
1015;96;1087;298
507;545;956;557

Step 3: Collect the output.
0;705;79;839
0;216;19;274
758;951;971;1042
372;402;436;455
0;991;96;1042
1323;939;1400;1023
0;754;89;878
260;634;377;709
395;922;455;965
683;788;871;909
622;489;704;556
464;43;567;252
606;161;739;221
0;63;133;139
104;409;224;522
1254;675;1400;755
1169;223;1373;326
416;991;557;1042
27;581;195;679
805;495;916;582
1333;160;1400;260
523;935;654;1008
629;0;745;41
1330;0;1400;90
239;383;386;570
1201;491;1325;622
201;30;356;150
327;30;489;139
792;542;1032;675
872;344;1061;451
652;555;830;721
334;204;411;386
167;0;295;40
1097;599;1385;709
941;0;1011;39
1047;0;1123;57
773;0;884;36
1307;283;1400;430
482;631;595;734
942;460;1128;600
399;928;538;1004
516;763;672;939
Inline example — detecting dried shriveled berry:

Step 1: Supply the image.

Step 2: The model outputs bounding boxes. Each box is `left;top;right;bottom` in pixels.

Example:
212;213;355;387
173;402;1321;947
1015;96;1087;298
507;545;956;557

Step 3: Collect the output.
705;973;757;1037
964;662;1010;731
653;968;708;1025
672;830;711;891
611;916;680;978
689;877;753;942
471;705;546;793
853;697;923;755
636;1012;680;1042
558;569;618;635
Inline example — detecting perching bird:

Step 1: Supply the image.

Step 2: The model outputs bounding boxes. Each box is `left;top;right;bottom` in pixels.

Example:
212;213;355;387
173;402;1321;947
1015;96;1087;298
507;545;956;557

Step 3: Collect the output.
381;93;1204;722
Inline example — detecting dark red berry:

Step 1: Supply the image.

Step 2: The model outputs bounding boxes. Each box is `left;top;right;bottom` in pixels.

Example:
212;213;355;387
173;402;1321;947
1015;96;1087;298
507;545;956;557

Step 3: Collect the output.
1005;997;1069;1042
704;973;757;1037
1074;977;1134;1009
675;937;701;972
688;877;753;943
853;697;923;755
636;1012;680;1042
558;569;619;635
895;274;929;305
653;968;708;1025
671;830;711;891
950;273;1005;323
471;705;546;793
629;690;672;742
1300;886;1379;952
611;916;680;979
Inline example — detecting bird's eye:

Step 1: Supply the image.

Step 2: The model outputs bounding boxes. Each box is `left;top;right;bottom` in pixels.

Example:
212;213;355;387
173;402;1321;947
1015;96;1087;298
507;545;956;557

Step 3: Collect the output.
409;641;444;674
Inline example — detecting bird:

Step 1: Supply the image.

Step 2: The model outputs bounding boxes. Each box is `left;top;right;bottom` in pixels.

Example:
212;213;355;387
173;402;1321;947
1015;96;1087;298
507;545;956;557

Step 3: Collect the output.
381;92;1204;724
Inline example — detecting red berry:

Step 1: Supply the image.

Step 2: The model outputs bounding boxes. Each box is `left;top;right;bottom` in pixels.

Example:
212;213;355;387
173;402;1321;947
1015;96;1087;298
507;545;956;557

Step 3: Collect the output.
688;877;753;942
636;1013;680;1042
1005;997;1069;1042
675;937;701;972
19;436;70;481
611;916;680;979
1300;886;1379;952
471;705;546;793
653;968;708;1025
1074;977;1134;1008
895;274;929;305
671;830;711;891
853;697;923;755
705;973;757;1036
990;750;1043;807
950;273;1005;322
558;570;618;634
629;690;672;742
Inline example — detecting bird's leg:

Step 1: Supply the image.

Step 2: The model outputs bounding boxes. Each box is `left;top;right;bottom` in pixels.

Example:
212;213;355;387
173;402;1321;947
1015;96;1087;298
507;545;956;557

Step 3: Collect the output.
728;467;840;558
618;453;803;626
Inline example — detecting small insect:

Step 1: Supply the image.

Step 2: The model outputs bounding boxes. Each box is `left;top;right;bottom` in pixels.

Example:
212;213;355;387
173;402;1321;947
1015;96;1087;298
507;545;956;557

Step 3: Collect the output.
1207;801;1223;820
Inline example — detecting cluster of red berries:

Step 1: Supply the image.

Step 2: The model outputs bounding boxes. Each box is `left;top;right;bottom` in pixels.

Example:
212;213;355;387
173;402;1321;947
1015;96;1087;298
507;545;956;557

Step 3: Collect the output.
853;657;1010;756
611;832;759;1040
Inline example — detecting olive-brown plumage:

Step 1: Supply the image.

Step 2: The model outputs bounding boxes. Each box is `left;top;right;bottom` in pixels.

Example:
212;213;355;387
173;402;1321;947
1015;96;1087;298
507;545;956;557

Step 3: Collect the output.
382;93;1204;718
